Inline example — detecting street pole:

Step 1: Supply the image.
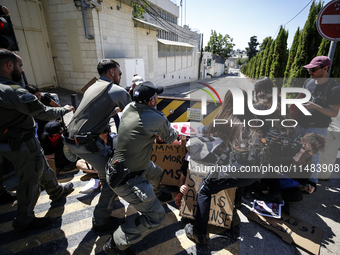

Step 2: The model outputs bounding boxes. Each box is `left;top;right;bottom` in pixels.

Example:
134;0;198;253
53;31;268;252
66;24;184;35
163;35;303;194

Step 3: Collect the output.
198;34;204;79
327;41;337;75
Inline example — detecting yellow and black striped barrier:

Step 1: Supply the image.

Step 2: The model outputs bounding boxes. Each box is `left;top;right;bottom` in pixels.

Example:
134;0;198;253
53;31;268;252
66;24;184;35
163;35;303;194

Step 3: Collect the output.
157;96;221;127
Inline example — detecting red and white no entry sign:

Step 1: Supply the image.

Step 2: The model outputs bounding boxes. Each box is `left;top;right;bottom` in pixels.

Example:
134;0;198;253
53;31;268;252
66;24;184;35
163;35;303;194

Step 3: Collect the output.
317;0;340;41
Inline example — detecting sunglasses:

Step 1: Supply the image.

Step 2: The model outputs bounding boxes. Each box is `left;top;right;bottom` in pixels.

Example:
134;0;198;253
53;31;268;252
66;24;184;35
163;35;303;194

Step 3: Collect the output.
307;66;324;73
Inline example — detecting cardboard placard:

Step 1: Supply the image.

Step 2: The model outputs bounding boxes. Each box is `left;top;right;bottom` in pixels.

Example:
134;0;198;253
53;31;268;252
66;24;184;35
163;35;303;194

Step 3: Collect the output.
179;170;236;229
151;142;187;186
248;212;323;255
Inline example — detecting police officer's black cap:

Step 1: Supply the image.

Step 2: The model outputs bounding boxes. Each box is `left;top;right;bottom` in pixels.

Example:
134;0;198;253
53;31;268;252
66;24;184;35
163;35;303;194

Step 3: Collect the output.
133;81;163;103
43;121;62;137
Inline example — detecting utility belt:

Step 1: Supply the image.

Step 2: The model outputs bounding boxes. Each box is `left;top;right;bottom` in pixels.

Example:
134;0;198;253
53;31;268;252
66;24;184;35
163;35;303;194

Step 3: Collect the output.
64;132;99;153
106;159;144;189
0;128;35;151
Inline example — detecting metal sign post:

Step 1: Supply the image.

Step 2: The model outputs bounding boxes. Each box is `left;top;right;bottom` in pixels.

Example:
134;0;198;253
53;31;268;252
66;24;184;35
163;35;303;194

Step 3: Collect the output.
316;0;340;74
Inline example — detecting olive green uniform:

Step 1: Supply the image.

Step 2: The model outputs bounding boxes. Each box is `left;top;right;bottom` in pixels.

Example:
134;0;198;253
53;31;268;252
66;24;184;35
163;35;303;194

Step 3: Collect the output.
66;78;131;228
110;101;178;250
0;76;69;230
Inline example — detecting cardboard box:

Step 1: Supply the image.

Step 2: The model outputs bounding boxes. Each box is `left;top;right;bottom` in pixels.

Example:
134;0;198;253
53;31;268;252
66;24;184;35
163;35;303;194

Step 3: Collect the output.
151;142;187;186
248;212;323;255
179;169;236;229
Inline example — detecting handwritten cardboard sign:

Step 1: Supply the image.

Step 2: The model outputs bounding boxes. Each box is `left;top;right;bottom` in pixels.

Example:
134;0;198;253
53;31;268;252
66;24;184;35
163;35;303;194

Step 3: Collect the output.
248;212;323;255
151;142;187;186
179;169;236;229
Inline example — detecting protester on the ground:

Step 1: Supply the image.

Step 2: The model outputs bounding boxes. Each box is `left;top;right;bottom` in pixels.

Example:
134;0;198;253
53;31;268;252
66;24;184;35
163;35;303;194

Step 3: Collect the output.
41;121;76;173
251;133;326;214
247;77;299;204
296;56;340;188
76;126;116;192
0;49;75;231
103;81;179;254
184;89;268;245
65;59;131;232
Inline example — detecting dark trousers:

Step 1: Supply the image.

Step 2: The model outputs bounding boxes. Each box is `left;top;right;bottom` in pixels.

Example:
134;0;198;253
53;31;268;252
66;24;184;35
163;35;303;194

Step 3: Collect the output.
195;178;258;235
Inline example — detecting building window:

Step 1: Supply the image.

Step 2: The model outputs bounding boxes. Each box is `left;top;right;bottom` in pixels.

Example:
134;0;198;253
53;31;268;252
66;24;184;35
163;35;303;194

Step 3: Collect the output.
207;59;212;67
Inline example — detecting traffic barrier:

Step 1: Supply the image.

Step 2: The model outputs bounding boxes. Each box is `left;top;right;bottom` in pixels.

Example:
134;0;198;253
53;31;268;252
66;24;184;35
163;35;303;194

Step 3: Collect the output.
157;96;221;126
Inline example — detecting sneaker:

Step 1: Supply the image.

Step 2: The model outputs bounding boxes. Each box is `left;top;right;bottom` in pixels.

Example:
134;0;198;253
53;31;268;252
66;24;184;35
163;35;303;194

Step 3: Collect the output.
79;178;101;193
13;216;51;232
51;183;74;203
184;223;208;245
0;191;16;204
157;192;172;202
103;236;134;255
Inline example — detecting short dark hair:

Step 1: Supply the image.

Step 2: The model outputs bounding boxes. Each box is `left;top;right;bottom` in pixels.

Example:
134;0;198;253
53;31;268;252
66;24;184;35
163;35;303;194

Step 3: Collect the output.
25;84;40;94
0;48;18;68
303;133;326;154
97;59;120;76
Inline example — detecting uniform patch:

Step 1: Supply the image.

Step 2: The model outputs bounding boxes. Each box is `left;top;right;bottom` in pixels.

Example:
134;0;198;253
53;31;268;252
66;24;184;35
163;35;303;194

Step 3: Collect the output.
18;93;44;112
18;93;37;103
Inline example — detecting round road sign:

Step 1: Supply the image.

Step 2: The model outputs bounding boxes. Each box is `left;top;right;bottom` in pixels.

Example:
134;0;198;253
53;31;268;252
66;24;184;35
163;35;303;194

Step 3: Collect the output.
317;0;340;41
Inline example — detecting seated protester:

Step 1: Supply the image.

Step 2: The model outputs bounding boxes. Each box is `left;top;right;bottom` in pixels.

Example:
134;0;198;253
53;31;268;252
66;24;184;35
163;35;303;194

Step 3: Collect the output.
76;126;117;193
248;77;300;204
279;133;326;202
184;89;268;245
25;84;61;141
41;121;76;173
76;125;117;175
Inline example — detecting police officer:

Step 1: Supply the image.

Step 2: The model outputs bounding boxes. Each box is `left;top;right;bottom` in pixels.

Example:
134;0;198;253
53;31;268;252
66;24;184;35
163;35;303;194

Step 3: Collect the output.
0;49;75;231
65;59;131;231
103;81;179;254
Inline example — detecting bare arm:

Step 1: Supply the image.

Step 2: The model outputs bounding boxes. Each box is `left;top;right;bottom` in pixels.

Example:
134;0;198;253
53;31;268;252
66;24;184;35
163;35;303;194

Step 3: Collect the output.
303;102;340;118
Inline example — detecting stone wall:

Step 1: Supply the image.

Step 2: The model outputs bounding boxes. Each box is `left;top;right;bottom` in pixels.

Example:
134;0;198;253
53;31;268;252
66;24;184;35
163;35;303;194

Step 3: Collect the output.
44;0;198;91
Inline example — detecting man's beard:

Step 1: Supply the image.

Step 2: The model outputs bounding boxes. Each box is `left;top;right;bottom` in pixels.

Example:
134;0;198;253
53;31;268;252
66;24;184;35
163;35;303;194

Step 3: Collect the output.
11;67;22;83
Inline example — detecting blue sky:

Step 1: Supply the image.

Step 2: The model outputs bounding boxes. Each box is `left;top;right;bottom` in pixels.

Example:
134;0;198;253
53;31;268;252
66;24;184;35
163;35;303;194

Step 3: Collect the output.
177;0;316;51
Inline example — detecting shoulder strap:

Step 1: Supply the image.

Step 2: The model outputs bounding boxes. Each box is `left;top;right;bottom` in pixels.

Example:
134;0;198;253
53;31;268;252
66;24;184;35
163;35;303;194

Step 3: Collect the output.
67;81;113;129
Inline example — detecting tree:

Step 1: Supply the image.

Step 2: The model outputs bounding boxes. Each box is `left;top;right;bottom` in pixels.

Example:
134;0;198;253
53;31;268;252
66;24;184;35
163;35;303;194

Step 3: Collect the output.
269;26;289;87
317;39;340;78
246;36;259;60
207;30;235;59
288;1;323;82
259;38;274;77
132;1;148;20
284;27;301;79
260;37;272;52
